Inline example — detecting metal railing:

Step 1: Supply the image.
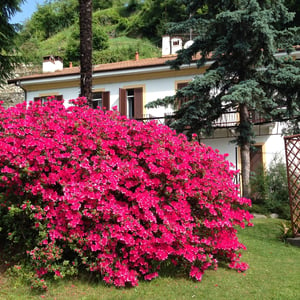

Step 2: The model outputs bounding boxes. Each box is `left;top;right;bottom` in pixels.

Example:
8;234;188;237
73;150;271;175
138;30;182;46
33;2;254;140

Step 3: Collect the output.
136;110;267;128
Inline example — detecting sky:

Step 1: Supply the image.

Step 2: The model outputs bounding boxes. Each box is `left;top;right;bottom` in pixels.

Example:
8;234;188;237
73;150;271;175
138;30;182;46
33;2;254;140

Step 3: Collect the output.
10;0;45;24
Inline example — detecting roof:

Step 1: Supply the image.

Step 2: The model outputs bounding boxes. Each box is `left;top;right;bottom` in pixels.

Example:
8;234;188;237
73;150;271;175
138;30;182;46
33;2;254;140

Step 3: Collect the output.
8;46;300;85
8;55;179;84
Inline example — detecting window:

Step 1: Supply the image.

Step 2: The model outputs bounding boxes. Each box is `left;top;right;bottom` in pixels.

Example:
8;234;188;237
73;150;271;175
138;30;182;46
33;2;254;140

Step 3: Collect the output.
127;89;135;118
92;92;102;109
92;91;110;110
34;95;63;104
119;87;143;119
176;82;189;109
250;145;264;175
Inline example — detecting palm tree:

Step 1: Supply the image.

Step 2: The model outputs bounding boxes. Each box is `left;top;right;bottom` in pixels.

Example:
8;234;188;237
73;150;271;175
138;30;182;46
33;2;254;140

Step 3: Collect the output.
79;0;93;106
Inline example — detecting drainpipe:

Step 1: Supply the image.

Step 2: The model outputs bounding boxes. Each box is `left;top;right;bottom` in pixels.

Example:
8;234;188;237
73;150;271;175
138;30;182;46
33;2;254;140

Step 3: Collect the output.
15;80;27;103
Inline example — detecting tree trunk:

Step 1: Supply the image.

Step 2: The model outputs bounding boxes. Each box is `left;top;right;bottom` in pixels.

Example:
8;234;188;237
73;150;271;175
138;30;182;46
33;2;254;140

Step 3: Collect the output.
79;0;93;106
239;103;251;198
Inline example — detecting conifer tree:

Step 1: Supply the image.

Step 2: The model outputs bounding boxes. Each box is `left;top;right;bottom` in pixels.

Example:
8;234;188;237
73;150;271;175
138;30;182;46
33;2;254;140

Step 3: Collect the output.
0;0;24;86
147;0;300;198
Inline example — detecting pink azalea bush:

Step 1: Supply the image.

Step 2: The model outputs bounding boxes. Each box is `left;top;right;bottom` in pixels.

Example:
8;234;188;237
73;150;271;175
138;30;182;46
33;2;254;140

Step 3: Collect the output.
0;98;252;287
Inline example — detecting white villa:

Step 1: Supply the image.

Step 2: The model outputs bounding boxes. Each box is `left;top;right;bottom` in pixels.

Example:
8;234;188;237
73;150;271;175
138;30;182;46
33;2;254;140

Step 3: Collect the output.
8;36;300;177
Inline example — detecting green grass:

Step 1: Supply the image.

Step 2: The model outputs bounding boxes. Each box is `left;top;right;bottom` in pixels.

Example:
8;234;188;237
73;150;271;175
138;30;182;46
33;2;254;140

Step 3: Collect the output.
1;218;300;300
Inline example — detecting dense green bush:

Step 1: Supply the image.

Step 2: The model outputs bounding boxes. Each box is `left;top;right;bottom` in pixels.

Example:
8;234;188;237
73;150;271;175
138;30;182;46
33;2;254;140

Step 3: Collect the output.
250;156;290;219
65;22;109;65
93;38;160;64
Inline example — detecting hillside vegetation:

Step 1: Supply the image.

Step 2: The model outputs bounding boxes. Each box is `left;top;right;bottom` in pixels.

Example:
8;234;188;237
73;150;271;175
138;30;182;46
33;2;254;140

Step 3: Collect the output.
15;0;299;67
15;0;188;67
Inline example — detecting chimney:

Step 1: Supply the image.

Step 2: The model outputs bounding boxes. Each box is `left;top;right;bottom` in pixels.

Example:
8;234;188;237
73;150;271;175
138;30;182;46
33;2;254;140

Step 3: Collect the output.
162;35;183;56
162;35;171;56
42;56;63;73
69;62;73;68
135;51;139;61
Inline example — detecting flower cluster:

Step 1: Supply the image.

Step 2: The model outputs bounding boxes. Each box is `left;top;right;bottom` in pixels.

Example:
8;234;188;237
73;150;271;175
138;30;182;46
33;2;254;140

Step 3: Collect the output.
0;98;252;287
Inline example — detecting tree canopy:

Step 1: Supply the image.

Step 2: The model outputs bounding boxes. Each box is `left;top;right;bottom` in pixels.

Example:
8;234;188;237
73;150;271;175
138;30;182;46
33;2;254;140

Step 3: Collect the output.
0;0;24;86
126;0;189;44
14;0;190;66
147;0;300;197
285;0;300;27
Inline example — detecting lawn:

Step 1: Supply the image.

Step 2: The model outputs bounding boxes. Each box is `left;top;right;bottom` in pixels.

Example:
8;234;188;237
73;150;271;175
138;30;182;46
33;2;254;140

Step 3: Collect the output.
1;218;300;300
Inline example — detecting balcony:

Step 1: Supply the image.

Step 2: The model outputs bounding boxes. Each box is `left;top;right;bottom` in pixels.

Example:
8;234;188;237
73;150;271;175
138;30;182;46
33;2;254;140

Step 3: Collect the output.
136;110;268;128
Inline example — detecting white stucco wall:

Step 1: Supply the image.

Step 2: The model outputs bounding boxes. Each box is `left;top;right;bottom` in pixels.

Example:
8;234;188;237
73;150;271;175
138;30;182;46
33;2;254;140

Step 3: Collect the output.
27;87;80;108
201;123;286;171
26;74;195;117
200;137;239;170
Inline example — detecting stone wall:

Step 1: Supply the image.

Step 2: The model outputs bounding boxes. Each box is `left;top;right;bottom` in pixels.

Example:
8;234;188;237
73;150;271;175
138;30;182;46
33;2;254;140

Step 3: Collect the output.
0;65;41;108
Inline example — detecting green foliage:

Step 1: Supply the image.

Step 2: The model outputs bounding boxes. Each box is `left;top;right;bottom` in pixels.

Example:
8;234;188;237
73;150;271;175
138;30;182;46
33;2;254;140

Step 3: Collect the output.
147;0;300;141
126;0;188;44
0;0;24;85
146;0;300;197
64;18;109;66
7;264;48;293
278;220;293;241
0;195;41;261
15;0;170;66
93;0;114;10
93;8;123;28
282;118;300;135
2;219;300;299
250;156;290;219
93;37;160;64
19;0;78;41
285;0;300;27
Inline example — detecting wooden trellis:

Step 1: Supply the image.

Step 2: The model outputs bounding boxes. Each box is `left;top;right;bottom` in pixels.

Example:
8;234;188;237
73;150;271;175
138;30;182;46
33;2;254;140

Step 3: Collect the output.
284;134;300;237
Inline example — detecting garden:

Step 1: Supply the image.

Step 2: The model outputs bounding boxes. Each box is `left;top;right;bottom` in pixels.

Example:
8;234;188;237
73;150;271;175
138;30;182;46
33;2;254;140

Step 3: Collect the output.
1;218;299;299
0;99;299;299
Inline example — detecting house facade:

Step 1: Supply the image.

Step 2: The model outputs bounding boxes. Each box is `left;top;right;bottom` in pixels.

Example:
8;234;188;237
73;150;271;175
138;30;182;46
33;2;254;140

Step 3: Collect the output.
8;44;300;177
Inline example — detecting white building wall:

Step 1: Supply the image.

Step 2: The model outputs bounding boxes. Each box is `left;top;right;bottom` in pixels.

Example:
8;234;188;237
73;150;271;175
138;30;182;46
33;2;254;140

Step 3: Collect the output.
254;123;286;166
26;74;195;117
202;123;286;172
200;137;239;170
27;87;80;108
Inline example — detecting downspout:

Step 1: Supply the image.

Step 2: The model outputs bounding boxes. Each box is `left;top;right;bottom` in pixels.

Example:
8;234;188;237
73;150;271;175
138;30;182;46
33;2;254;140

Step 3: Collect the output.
15;80;27;103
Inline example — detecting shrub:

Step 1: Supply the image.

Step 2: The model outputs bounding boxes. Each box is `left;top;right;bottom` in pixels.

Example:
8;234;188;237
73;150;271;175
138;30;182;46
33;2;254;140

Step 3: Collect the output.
250;156;290;219
0;98;252;287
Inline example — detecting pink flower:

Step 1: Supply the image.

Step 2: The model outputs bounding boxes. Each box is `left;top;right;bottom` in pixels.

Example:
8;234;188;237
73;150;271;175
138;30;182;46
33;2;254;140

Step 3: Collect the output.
0;98;252;287
144;272;158;281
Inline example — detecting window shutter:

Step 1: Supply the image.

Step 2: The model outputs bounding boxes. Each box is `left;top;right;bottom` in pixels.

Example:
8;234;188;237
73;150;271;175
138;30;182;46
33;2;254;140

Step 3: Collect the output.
177;82;188;90
119;88;127;116
134;87;143;119
102;91;110;110
176;82;189;109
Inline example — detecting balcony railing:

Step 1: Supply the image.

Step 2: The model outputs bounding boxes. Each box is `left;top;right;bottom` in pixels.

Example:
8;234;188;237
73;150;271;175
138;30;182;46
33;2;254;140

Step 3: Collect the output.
136;110;267;128
213;111;239;127
135;114;174;125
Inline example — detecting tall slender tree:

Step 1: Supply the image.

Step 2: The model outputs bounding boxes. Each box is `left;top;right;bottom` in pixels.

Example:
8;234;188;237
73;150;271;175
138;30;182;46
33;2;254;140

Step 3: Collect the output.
79;0;93;106
147;0;300;198
0;0;24;86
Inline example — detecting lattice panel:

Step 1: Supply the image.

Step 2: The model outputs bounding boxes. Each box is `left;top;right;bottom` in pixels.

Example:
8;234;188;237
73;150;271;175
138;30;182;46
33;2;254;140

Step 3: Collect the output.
284;134;300;237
